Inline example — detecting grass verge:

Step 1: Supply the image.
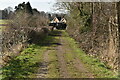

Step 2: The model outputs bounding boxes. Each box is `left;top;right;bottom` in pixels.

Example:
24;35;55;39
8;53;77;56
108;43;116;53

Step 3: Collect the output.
1;31;61;79
61;30;118;78
1;44;47;79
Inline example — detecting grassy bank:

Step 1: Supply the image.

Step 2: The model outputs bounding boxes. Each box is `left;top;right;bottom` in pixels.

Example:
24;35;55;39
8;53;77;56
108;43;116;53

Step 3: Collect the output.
2;44;47;79
1;31;60;79
1;35;51;79
62;31;118;78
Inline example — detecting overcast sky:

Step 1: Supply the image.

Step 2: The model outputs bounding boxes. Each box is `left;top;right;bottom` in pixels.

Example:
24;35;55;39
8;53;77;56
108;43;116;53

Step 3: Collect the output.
0;0;56;12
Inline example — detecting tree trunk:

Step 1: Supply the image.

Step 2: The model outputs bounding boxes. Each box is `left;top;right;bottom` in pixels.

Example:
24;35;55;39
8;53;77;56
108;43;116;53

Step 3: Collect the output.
117;2;120;75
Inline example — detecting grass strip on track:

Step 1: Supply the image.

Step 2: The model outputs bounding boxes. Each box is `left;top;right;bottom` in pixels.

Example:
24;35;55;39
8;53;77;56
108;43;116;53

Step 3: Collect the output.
47;50;60;78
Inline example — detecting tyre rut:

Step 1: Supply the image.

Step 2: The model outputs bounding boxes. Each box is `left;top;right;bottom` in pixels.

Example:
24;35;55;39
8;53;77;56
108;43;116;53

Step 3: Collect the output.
36;50;50;78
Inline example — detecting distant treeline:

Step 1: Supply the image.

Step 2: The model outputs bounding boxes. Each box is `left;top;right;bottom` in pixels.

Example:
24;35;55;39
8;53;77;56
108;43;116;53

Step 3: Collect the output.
0;8;13;19
0;2;66;20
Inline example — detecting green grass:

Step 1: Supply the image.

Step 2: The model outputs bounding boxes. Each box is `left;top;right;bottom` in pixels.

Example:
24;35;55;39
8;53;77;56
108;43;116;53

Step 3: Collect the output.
64;53;86;78
61;31;118;78
47;50;60;78
0;69;2;80
0;20;9;24
45;31;61;78
0;26;2;31
1;34;55;79
1;44;48;79
0;19;9;31
1;31;61;79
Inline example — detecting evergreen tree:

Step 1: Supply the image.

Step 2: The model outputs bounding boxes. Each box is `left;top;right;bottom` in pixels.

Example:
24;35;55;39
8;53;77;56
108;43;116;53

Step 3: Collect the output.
26;2;33;15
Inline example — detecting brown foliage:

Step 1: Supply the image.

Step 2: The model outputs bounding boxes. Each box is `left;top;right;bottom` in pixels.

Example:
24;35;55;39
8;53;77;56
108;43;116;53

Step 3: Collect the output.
62;2;119;70
2;12;49;64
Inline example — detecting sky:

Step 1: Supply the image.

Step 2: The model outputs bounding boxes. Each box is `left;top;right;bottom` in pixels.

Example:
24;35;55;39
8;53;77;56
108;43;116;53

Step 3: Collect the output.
1;0;115;13
0;0;56;12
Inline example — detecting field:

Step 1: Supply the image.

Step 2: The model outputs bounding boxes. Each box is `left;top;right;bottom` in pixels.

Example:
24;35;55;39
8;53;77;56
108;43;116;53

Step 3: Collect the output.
0;20;9;24
0;20;9;31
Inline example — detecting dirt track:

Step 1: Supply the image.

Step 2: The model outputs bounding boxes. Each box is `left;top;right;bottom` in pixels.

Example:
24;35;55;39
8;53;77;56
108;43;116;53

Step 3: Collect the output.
36;30;94;78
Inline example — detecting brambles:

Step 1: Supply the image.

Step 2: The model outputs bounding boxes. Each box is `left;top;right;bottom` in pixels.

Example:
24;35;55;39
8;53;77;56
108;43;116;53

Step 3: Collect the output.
2;2;50;65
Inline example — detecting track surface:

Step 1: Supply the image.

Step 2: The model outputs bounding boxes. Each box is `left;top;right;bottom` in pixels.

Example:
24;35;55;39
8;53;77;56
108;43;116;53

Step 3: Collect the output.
36;30;94;78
